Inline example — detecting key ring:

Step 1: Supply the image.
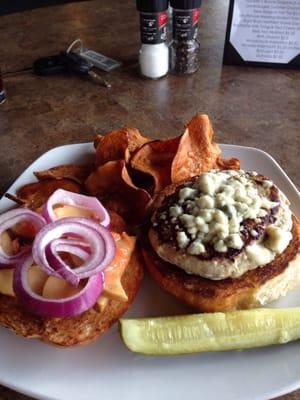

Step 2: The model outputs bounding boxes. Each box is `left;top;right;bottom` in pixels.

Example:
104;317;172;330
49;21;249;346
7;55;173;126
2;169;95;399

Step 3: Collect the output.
66;39;84;54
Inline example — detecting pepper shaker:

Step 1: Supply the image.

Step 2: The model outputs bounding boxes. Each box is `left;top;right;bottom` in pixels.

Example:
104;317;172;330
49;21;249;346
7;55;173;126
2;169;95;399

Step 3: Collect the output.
169;0;201;75
136;0;169;79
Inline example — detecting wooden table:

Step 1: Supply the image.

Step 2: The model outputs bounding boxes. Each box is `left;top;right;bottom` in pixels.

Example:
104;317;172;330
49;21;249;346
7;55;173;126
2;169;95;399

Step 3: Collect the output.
0;0;299;399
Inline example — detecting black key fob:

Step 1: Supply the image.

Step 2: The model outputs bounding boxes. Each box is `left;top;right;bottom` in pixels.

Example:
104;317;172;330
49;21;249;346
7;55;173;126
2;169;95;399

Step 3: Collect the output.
33;55;67;76
58;51;92;75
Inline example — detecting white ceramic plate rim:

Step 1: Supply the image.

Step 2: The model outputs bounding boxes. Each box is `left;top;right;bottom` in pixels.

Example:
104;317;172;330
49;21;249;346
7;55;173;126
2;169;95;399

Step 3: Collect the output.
0;143;299;400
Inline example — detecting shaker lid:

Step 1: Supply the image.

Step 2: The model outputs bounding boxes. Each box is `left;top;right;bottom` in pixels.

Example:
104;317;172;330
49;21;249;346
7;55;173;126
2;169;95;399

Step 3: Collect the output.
170;0;201;9
136;0;169;12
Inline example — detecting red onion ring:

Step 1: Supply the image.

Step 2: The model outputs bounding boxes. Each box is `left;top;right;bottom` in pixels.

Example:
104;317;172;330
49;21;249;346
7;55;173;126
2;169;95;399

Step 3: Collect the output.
42;189;110;227
13;254;103;318
48;238;91;259
45;239;90;286
32;217;116;285
0;208;46;268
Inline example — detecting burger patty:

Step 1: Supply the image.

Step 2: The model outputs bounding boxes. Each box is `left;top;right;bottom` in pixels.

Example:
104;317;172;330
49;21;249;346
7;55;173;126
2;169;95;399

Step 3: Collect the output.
152;174;279;259
149;171;293;279
143;215;300;312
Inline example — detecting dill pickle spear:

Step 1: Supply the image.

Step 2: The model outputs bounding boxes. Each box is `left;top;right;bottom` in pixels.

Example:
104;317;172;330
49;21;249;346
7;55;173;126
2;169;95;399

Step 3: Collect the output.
120;308;300;355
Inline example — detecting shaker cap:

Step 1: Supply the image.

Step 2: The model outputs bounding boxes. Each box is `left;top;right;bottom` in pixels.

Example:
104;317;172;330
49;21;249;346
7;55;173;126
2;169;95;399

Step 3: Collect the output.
170;0;201;9
136;0;169;12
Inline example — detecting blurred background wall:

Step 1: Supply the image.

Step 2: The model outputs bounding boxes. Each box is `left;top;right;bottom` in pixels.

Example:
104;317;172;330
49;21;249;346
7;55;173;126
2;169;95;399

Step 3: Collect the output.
0;1;88;15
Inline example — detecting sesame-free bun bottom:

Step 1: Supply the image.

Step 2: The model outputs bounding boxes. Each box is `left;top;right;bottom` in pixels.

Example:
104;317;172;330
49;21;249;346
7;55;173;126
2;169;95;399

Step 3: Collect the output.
0;249;143;346
142;216;300;312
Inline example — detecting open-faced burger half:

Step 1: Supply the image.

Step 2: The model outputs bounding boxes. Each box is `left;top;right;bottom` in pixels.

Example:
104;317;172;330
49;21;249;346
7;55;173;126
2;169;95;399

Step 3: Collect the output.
0;189;143;346
142;169;300;312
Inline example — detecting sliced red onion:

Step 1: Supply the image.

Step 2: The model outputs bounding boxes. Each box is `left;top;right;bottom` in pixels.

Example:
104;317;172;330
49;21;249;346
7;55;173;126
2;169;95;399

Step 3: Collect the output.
32;217;116;285
13;254;103;318
45;239;91;286
0;208;46;268
70;218;115;277
48;238;91;259
42;189;110;227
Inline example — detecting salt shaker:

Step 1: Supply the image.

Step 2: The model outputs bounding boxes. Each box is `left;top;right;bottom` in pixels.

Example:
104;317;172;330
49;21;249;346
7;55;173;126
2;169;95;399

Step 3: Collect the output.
169;0;201;75
136;0;169;79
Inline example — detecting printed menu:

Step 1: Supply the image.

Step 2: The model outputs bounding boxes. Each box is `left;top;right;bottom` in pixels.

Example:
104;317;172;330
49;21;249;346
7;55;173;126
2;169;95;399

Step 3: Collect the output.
223;0;300;68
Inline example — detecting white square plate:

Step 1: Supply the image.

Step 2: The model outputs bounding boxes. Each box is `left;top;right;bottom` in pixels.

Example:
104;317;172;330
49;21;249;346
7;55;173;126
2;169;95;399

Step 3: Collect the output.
0;143;299;400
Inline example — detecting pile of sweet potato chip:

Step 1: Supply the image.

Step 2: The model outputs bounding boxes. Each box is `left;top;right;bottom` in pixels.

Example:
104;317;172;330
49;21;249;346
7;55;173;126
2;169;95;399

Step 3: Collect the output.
8;114;239;225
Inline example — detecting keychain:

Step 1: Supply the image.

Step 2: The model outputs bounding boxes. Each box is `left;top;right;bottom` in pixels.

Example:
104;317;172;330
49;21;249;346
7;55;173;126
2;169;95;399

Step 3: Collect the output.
33;40;121;88
33;51;111;88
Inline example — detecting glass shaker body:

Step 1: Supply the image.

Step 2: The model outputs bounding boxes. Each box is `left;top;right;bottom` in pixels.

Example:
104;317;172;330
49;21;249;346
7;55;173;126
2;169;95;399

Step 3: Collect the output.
138;11;169;79
169;7;200;75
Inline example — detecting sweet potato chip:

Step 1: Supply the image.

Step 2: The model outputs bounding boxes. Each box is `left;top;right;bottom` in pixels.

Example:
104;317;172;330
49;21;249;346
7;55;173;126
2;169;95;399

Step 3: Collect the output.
85;160;127;195
130;137;181;193
13;179;81;211
34;164;93;185
130;114;225;193
85;160;151;225
95;127;150;166
128;168;155;194
7;114;240;227
93;134;103;149
215;156;240;170
171;114;221;183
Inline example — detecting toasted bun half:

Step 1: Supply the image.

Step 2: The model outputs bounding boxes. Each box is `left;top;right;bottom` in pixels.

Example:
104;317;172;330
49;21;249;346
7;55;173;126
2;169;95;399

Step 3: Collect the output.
0;249;143;346
142;216;300;312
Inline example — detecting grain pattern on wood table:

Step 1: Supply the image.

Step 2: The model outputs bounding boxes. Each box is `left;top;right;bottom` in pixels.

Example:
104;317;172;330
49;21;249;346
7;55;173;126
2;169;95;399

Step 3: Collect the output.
0;0;299;399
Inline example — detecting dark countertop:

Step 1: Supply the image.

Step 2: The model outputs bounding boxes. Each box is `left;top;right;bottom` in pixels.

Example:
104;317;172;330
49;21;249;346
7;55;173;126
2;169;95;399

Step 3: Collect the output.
0;0;299;399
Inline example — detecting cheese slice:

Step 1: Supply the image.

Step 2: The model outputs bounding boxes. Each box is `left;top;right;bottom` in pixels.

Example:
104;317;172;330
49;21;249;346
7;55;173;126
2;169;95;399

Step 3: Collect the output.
94;296;109;313
0;266;48;297
54;204;97;220
0;269;14;296
28;266;49;295
43;276;83;299
0;232;17;296
0;231;14;256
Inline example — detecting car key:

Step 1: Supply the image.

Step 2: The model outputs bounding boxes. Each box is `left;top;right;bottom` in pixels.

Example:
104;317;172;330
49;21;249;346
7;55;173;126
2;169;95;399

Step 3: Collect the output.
33;55;67;76
33;53;86;76
59;51;111;88
33;52;111;88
